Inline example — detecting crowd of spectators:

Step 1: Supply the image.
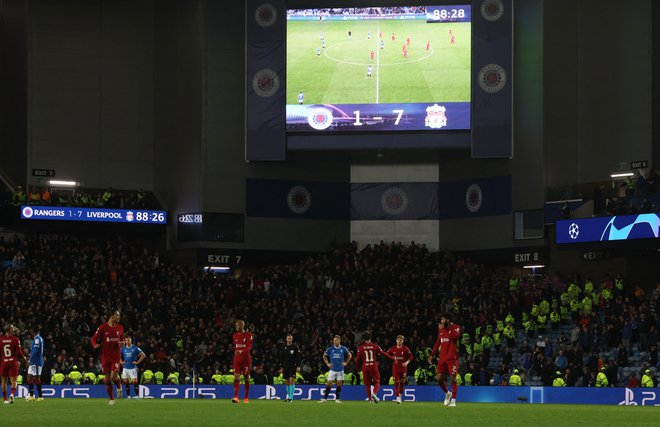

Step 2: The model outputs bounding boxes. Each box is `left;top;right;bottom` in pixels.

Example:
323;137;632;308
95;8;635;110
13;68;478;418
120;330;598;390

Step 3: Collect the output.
3;186;156;210
593;169;660;217
0;235;658;388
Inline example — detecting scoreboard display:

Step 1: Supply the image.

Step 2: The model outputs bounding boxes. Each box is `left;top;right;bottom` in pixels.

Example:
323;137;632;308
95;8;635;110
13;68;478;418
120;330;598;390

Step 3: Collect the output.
20;206;167;224
286;4;471;133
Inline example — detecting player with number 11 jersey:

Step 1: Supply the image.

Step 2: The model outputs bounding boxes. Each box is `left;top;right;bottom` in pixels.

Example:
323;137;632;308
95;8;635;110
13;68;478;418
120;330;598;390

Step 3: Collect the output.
354;331;393;403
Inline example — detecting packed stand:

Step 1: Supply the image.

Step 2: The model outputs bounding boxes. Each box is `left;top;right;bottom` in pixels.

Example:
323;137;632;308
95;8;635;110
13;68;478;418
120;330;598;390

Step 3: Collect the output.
7;186;157;210
0;235;657;388
593;169;660;216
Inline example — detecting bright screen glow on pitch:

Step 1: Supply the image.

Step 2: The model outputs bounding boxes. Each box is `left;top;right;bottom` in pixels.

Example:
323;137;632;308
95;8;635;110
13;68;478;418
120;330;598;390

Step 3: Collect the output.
286;5;471;133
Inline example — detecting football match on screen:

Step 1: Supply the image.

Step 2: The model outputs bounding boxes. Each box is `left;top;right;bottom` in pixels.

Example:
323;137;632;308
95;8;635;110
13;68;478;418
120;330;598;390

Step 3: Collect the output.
286;6;471;132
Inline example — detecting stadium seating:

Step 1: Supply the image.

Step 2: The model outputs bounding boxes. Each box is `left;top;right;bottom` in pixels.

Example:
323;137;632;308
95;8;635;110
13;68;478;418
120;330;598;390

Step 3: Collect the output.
0;235;657;387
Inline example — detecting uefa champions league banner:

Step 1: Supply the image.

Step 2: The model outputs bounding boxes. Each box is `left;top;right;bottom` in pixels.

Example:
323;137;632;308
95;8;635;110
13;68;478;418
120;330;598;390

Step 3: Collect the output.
556;213;660;244
13;385;659;405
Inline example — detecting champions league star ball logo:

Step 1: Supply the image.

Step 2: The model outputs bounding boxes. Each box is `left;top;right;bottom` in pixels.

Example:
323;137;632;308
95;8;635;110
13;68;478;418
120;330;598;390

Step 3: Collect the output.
478;64;507;93
21;206;34;218
307;107;333;130
254;3;277;27
424;104;447;129
481;0;505;21
568;223;580;240
381;187;408;216
287;186;312;214
252;69;280;98
465;184;483;213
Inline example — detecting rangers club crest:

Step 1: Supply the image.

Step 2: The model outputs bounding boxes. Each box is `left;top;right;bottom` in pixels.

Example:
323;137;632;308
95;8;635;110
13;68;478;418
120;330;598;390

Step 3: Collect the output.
287;186;312;214
481;0;504;22
465;184;483;213
307;107;333;130
252;68;280;98
478;64;507;93
424;104;447;129
255;3;277;27
381;187;408;216
21;206;34;218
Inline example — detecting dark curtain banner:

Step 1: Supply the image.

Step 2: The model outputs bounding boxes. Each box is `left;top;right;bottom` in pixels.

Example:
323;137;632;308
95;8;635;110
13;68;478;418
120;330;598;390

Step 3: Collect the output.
351;183;439;221
245;178;349;220
438;175;512;219
245;0;286;160
471;0;513;158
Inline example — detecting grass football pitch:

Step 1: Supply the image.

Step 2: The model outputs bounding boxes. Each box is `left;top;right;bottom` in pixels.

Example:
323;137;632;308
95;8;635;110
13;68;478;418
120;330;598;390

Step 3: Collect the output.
287;20;471;105
3;399;659;427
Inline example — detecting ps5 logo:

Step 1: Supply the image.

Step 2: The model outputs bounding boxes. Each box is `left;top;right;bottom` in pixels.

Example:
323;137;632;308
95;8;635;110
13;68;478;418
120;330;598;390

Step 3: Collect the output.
259;385;281;400
618;388;659;406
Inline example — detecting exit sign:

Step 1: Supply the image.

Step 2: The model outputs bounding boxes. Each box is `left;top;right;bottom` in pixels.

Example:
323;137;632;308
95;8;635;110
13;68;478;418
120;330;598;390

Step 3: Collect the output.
32;169;56;177
630;160;648;169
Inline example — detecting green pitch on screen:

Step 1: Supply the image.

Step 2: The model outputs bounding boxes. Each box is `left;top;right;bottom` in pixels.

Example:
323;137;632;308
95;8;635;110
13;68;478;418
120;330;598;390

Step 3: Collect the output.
287;21;471;105
3;399;659;427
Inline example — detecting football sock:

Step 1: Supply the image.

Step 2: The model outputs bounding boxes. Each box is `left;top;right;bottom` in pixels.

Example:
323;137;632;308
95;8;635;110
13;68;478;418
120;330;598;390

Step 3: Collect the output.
336;385;342;400
10;387;16;396
364;377;372;399
373;382;380;394
244;378;250;399
451;379;458;399
133;380;139;396
35;378;42;398
233;379;240;398
28;377;34;396
125;381;131;397
324;385;330;399
104;379;114;399
439;377;448;393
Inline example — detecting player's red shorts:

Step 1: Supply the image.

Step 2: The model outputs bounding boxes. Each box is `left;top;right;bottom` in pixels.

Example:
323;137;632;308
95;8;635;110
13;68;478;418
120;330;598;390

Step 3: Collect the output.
362;366;380;383
101;358;121;374
392;366;407;380
437;359;459;376
0;364;18;377
233;353;251;375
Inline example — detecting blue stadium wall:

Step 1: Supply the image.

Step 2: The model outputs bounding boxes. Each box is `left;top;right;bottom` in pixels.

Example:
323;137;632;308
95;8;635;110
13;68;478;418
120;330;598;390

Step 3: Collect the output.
15;385;660;405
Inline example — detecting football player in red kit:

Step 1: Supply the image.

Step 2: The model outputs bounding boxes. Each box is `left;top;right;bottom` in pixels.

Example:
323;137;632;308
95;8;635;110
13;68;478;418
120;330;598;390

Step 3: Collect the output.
387;335;413;403
354;331;393;403
232;320;253;403
428;313;461;407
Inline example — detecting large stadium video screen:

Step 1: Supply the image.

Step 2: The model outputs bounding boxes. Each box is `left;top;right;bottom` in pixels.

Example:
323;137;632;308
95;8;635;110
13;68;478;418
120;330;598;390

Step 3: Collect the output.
286;5;471;133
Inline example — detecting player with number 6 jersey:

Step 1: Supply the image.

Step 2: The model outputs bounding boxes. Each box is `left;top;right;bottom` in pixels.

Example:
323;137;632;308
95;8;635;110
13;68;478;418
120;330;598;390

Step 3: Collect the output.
1;324;26;404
